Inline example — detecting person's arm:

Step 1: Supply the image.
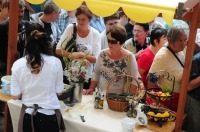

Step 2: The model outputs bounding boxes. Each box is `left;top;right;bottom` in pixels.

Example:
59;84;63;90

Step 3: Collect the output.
188;76;200;91
12;94;22;100
55;58;64;95
83;51;102;95
72;53;96;63
10;62;22;100
82;81;97;95
56;24;78;58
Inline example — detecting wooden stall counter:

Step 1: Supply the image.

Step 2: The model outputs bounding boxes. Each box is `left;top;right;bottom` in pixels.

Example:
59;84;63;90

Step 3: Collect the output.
133;121;175;132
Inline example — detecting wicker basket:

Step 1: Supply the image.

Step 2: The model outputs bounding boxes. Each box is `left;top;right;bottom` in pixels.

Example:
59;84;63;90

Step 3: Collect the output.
106;74;145;112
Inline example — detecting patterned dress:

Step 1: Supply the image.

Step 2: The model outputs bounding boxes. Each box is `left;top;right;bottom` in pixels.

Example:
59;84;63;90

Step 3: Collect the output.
93;50;138;94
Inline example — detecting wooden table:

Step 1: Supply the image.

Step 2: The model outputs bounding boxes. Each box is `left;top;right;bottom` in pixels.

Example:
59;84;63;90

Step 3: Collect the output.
0;90;13;132
134;121;175;132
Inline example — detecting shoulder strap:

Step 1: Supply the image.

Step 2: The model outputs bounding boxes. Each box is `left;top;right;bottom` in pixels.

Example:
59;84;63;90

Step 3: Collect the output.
124;53;132;93
72;23;77;39
127;53;131;75
132;38;136;46
167;46;184;68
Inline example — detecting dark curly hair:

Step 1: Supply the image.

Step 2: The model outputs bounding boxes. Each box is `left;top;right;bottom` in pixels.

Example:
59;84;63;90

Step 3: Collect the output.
26;26;53;74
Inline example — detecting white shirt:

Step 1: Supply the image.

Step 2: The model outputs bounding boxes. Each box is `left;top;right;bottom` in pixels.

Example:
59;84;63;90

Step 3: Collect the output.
149;47;185;92
57;24;101;78
11;54;64;113
100;30;108;50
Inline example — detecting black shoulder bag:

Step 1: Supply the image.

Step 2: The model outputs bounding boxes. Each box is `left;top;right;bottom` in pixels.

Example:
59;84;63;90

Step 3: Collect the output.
60;23;77;84
65;23;77;52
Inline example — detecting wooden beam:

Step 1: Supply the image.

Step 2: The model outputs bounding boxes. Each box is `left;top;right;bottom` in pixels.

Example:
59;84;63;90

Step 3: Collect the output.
197;7;200;28
176;0;199;18
174;3;200;132
6;0;19;75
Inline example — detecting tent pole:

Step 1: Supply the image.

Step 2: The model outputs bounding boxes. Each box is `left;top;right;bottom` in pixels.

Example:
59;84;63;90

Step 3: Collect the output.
174;3;200;132
6;0;19;75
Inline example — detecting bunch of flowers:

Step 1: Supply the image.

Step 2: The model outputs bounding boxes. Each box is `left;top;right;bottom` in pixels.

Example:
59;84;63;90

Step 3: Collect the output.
61;40;89;83
64;58;89;83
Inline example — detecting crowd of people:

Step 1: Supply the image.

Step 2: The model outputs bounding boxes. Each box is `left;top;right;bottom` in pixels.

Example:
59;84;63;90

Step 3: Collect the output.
0;0;200;131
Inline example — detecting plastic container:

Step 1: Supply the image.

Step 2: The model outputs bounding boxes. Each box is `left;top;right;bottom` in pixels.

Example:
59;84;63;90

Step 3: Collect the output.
136;112;148;125
1;75;11;95
121;117;136;132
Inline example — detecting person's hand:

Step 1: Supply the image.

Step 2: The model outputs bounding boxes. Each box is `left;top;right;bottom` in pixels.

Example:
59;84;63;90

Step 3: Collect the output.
71;52;85;59
83;88;94;95
83;59;90;66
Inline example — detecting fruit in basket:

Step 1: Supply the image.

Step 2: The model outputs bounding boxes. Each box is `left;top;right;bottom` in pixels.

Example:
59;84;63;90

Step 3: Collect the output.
154;112;170;118
163;112;170;117
147;111;155;116
154;117;158;121
165;92;170;96
149;90;155;95
162;86;172;93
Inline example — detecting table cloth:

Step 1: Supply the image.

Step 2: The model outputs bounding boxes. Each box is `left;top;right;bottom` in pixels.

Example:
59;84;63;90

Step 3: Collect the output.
8;95;175;132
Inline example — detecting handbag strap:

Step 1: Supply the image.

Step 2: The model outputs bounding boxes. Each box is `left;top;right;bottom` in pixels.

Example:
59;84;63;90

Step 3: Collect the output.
167;46;184;68
125;54;131;93
127;54;131;75
72;23;77;40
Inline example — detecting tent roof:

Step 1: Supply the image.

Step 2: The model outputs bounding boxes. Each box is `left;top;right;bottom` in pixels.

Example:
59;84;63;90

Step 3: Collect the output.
26;0;199;26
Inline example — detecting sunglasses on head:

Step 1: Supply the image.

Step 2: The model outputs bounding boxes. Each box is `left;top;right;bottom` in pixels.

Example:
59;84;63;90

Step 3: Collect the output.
107;39;119;44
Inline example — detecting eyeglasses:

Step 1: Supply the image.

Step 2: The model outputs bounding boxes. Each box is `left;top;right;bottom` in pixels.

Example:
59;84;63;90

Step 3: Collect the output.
107;39;119;44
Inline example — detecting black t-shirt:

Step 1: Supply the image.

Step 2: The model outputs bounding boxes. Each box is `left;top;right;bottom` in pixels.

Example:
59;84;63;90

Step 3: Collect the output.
42;21;52;40
125;22;134;39
189;52;200;101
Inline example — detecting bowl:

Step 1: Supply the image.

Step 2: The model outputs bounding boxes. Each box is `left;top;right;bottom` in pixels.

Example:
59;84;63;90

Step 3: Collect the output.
141;105;176;127
121;117;136;132
146;88;172;101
